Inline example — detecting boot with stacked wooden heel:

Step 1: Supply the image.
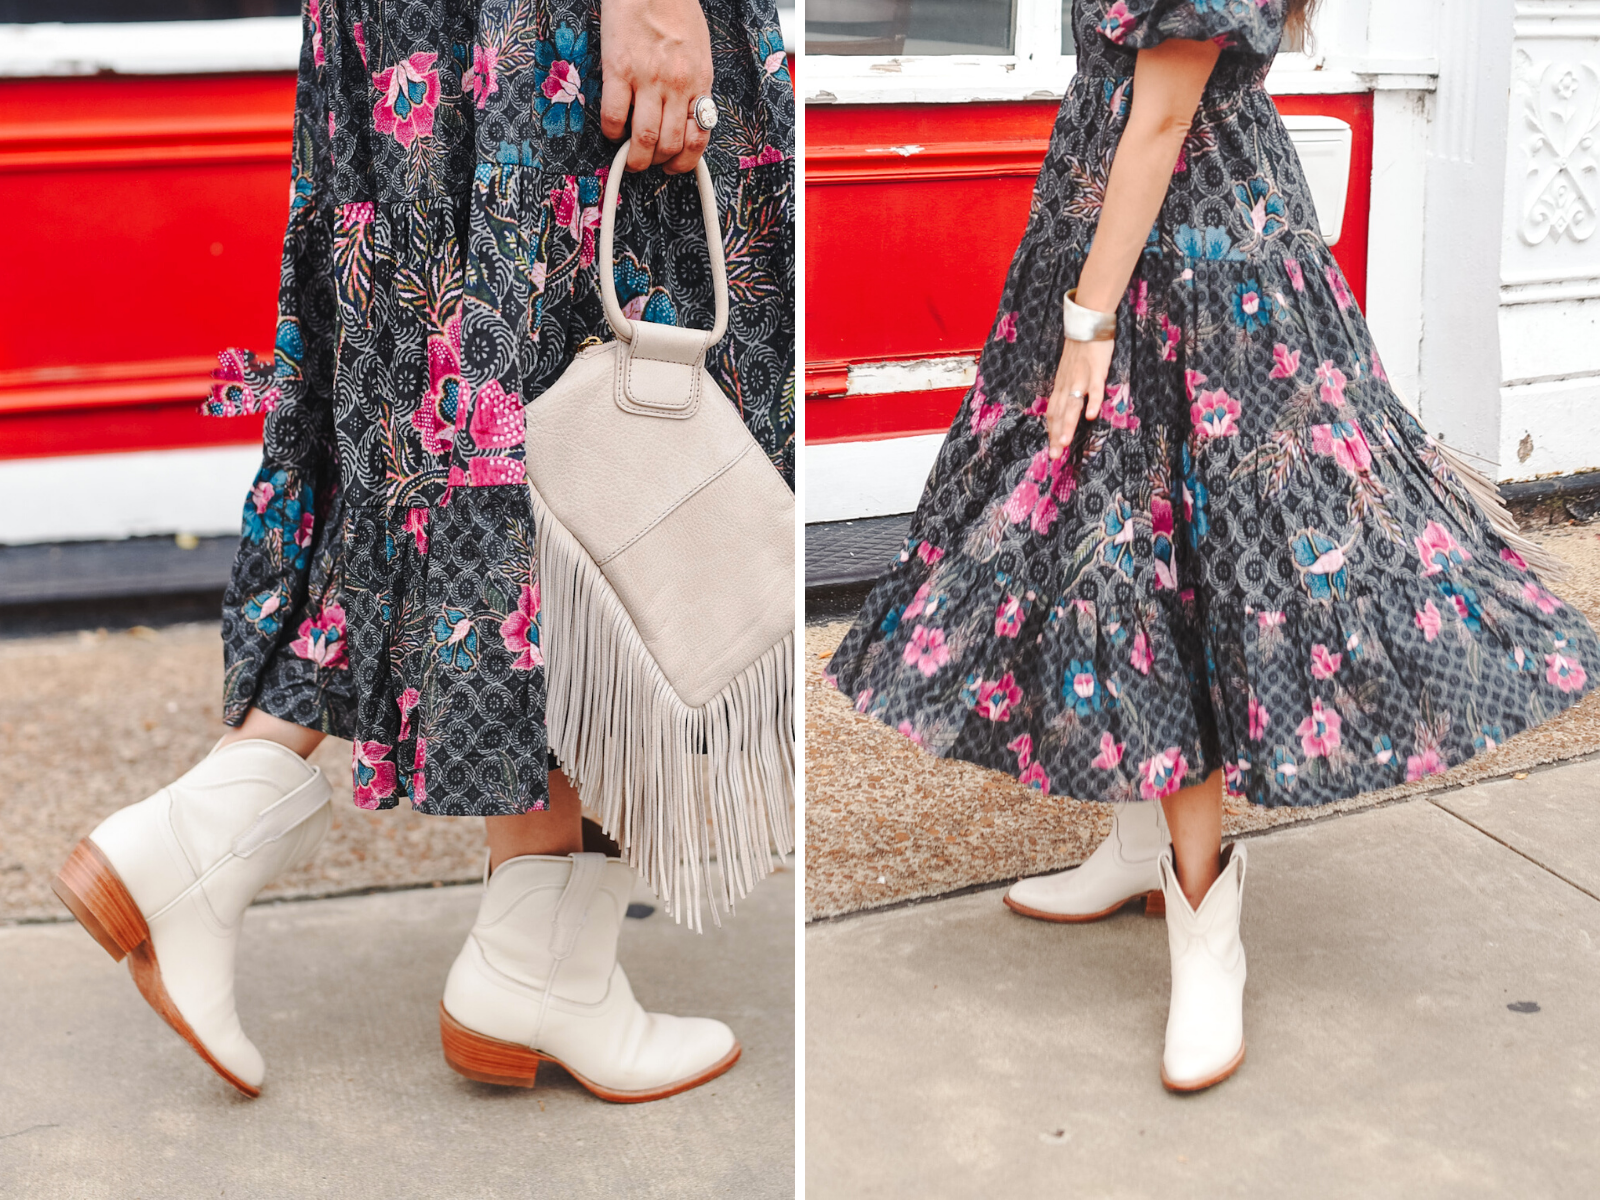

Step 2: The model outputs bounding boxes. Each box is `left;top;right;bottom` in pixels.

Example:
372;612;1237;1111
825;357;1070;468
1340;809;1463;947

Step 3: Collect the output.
440;852;740;1102
52;739;332;1097
1004;801;1168;922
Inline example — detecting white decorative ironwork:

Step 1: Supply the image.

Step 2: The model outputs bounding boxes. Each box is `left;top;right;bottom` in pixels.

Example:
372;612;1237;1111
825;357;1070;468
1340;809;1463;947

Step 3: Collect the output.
1515;49;1600;244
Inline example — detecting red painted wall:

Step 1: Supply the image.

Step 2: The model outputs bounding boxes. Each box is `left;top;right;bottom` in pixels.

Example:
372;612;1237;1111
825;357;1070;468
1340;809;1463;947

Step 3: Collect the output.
806;91;1374;444
0;74;295;459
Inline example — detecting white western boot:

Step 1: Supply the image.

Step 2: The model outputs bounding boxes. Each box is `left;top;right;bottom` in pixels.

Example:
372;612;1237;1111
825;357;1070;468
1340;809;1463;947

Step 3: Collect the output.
440;853;740;1102
1005;801;1168;921
1159;842;1248;1092
52;739;332;1097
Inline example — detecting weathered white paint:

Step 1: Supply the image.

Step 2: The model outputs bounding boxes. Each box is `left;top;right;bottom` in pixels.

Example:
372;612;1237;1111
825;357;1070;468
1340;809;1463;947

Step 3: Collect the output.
0;448;259;545
0;19;302;76
1498;377;1600;480
804;436;944;524
846;357;978;396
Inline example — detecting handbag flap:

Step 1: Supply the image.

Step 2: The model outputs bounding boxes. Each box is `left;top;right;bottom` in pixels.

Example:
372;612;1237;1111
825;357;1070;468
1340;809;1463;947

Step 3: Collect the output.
615;322;711;419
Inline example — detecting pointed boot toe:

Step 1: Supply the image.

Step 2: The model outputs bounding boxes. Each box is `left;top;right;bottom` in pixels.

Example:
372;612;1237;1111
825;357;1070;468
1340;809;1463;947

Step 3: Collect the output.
441;853;742;1103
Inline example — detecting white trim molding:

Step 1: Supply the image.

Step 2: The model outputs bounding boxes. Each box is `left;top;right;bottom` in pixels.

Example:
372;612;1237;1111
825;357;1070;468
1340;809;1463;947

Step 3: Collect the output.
0;447;260;544
0;19;301;77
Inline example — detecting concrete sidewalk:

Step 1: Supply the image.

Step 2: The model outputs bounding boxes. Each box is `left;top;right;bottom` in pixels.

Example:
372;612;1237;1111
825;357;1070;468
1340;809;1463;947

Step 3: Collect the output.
805;758;1600;1198
0;866;794;1199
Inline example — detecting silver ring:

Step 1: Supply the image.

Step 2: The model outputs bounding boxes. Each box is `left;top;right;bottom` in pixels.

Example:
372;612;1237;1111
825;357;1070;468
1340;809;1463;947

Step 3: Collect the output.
691;94;719;132
1068;388;1086;399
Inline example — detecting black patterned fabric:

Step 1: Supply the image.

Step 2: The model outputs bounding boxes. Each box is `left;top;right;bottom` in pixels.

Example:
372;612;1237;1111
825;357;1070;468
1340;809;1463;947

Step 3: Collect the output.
825;0;1599;808
216;0;794;816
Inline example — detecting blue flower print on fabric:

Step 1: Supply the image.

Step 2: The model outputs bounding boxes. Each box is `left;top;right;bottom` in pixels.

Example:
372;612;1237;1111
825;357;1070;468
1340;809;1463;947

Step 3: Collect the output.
534;24;598;137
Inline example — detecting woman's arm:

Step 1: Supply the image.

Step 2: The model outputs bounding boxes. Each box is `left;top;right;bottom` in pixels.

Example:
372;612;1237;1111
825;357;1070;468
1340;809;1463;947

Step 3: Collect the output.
600;0;715;175
1046;38;1223;460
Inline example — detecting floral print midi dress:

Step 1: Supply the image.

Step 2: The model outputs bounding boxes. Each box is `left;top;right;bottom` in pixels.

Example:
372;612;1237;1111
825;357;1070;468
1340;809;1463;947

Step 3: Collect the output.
211;0;794;816
824;0;1599;809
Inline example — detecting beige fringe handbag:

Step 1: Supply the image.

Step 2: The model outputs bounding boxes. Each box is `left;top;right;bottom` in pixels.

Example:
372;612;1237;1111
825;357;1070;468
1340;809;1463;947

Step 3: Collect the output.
522;140;795;929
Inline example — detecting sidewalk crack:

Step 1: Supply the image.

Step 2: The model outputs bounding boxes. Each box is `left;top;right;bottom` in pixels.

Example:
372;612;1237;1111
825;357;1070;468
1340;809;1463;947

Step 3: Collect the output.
1428;799;1600;905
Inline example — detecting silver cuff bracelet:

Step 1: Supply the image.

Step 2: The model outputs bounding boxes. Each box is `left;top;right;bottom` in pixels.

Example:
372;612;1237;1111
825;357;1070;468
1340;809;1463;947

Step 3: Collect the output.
1062;288;1117;342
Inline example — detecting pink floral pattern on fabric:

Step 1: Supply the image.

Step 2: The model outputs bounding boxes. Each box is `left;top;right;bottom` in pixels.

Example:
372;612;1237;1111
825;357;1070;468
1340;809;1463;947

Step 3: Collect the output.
1415;521;1470;577
403;507;430;555
467;456;525;485
468;380;524;450
1416;600;1442;642
413;313;468;458
1091;731;1125;770
397;687;421;741
499;582;544;671
1309;421;1373;474
353;740;398;808
552;174;603;269
463;44;500;109
1191;389;1240;440
1309;643;1341;680
1138;748;1188;800
290;602;349;668
372;53;442;148
737;145;787;169
902;625;951;677
204;348;282;416
1316;360;1348;406
995;594;1027;638
1405;748;1446;781
1547;650;1587;693
1003;449;1076;534
1297;697;1341;758
975;673;1022;721
1522;582;1562;615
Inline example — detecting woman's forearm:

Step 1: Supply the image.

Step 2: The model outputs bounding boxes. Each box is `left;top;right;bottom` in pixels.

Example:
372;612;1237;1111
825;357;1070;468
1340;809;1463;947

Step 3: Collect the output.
1074;39;1222;314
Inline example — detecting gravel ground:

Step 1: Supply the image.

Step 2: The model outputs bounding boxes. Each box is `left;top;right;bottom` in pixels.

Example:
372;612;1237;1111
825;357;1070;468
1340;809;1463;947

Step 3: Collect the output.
805;524;1600;920
0;623;486;922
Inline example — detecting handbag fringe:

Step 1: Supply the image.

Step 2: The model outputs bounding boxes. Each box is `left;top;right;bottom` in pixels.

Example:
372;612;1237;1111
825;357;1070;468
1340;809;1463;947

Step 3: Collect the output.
533;498;794;931
1428;437;1568;584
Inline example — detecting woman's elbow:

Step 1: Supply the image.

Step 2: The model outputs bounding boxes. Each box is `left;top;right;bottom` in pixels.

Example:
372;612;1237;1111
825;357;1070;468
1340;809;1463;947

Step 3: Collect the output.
1126;108;1194;152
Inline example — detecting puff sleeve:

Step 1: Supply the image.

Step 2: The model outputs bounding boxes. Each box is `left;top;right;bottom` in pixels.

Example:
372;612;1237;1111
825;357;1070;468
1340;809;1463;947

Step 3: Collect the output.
1097;0;1287;59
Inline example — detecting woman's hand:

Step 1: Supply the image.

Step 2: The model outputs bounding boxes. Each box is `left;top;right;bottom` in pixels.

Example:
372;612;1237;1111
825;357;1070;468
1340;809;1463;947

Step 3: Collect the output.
599;0;714;175
1046;336;1114;461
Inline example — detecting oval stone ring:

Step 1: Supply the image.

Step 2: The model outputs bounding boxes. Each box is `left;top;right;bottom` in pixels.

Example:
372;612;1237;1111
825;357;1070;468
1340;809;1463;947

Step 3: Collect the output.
691;94;719;132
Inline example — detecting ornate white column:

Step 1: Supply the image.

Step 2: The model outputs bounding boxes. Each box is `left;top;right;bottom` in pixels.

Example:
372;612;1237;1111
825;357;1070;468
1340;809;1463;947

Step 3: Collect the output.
1496;0;1600;481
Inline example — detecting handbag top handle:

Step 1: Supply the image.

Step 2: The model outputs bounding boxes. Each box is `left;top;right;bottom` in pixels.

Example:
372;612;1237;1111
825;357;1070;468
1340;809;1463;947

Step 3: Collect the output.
597;139;730;348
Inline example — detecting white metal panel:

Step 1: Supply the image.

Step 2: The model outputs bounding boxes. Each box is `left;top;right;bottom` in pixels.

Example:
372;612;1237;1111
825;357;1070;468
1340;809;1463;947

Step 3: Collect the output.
0;447;260;545
805;436;944;523
0;19;301;76
1282;115;1353;243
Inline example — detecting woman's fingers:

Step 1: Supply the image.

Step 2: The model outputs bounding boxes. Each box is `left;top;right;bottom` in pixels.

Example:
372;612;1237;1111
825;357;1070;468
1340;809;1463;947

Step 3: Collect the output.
599;74;632;144
1047;383;1082;461
664;118;711;174
625;90;664;172
652;89;689;166
1085;374;1105;423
